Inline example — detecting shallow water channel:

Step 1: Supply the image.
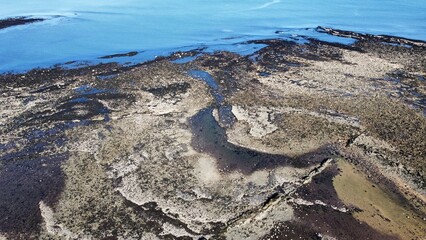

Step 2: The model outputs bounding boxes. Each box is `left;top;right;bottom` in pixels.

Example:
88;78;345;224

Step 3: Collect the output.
188;69;325;174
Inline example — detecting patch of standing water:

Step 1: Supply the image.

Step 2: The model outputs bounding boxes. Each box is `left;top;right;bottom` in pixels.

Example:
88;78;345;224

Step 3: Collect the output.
69;97;89;103
172;55;200;64
275;28;357;45
381;42;413;48
188;70;220;91
190;107;288;174
96;73;118;80
204;42;267;56
186;69;324;173
74;85;107;95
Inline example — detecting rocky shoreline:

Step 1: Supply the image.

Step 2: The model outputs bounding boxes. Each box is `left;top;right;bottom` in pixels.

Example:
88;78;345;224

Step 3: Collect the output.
0;17;45;30
0;29;425;239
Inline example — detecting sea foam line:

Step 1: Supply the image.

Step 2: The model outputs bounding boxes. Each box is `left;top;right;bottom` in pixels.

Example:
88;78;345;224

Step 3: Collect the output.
225;0;281;13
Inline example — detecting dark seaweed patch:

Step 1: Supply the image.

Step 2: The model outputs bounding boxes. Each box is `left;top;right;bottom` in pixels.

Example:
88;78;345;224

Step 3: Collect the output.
0;17;44;30
316;26;426;48
51;99;110;121
30;83;69;94
143;82;191;97
99;51;139;59
247;39;351;73
0;154;67;237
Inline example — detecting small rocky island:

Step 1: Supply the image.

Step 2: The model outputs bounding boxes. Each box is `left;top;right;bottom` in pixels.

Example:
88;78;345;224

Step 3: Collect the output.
0;29;425;239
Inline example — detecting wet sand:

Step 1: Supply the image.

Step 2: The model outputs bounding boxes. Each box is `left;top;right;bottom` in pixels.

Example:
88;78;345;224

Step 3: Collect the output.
0;29;425;239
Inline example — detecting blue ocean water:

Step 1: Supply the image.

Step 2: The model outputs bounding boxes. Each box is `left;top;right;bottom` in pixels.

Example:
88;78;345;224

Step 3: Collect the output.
0;0;425;72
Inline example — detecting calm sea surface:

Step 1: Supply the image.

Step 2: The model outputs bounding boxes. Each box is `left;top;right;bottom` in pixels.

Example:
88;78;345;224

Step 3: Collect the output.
1;0;425;72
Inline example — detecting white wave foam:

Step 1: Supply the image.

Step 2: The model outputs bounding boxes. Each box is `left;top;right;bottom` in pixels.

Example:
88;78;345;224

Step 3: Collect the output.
226;0;281;13
254;0;281;10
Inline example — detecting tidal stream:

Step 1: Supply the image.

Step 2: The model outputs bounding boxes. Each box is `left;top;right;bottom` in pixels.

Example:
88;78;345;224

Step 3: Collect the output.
188;69;328;174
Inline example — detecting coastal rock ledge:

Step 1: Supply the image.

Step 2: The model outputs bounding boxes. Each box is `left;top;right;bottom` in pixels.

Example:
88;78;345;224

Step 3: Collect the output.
0;31;425;239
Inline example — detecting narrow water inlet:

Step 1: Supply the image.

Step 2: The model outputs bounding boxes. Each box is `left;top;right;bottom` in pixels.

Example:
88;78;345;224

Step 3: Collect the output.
187;70;222;103
187;69;235;127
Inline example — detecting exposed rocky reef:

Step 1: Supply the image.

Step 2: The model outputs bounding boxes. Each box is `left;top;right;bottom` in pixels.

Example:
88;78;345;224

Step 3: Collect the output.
0;17;45;30
0;30;425;239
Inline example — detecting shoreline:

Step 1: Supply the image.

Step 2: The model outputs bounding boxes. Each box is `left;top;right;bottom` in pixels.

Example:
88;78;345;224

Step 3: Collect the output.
2;25;426;74
0;30;425;239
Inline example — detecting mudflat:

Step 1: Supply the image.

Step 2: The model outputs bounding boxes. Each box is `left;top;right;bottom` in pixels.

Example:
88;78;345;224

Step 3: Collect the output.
0;30;425;239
